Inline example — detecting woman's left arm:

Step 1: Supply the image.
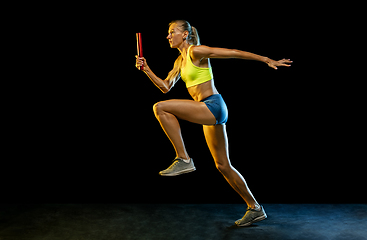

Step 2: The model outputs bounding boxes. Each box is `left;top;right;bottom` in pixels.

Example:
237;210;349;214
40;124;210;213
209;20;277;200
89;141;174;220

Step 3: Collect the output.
192;45;292;70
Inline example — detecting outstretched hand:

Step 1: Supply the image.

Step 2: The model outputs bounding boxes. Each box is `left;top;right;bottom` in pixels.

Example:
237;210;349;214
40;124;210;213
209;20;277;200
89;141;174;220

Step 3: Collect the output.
266;58;292;70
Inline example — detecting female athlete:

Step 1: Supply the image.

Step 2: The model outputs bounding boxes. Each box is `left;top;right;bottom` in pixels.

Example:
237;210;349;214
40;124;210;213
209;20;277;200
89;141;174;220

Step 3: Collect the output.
135;20;292;227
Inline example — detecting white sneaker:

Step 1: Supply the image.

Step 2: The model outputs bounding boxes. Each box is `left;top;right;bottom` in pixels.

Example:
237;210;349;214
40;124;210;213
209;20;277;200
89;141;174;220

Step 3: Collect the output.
235;205;267;227
159;158;196;176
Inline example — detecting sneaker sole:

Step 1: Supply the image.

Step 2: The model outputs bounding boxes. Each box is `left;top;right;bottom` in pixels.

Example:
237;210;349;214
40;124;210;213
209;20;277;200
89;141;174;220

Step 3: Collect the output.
236;214;267;227
159;167;196;176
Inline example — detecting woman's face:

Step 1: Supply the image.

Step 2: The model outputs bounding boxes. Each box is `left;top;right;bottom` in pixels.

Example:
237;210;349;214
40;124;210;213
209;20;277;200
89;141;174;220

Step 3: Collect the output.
167;23;187;48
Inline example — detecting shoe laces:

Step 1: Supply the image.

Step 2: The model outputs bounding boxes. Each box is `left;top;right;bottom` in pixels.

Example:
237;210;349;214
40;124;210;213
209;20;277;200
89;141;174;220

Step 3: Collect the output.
247;206;261;212
168;160;180;169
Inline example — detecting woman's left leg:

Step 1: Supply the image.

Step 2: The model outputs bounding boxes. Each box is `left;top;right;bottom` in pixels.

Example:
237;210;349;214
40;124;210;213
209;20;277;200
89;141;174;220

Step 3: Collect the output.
203;124;267;226
203;124;259;209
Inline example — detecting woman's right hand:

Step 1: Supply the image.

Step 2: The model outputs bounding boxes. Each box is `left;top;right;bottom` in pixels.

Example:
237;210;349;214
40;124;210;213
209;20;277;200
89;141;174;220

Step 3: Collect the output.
135;55;149;71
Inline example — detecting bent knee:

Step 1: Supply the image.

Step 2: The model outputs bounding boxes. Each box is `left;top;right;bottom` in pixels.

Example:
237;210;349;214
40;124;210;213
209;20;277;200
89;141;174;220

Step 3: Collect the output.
153;101;166;116
215;161;231;174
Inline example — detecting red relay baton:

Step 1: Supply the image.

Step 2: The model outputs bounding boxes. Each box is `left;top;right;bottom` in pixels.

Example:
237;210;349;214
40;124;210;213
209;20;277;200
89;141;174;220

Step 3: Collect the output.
136;33;144;70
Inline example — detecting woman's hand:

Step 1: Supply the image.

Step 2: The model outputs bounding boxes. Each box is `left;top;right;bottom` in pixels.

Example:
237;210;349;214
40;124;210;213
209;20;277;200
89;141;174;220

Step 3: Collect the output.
265;58;292;70
135;55;149;71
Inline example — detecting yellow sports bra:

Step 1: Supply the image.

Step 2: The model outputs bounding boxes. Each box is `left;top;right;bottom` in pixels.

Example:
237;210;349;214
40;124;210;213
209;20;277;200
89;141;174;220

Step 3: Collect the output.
181;45;213;88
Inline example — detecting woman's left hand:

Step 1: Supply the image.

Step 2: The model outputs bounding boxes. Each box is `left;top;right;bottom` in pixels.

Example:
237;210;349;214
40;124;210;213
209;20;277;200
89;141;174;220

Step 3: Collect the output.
266;58;292;70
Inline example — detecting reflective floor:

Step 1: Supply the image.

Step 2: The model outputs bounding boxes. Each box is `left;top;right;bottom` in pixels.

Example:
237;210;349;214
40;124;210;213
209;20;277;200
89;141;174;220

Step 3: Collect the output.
0;204;366;240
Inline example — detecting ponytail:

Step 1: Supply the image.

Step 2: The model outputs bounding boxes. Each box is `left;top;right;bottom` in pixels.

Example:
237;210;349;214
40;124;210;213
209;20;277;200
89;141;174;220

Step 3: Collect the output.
189;26;200;46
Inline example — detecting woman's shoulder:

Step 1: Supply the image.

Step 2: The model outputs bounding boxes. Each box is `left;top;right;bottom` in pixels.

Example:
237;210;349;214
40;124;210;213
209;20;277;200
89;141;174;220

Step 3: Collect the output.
190;45;210;62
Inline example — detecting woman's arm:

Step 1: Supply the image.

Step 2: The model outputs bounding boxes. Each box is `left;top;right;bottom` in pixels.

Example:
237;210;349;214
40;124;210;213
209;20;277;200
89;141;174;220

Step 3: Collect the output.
135;56;171;93
192;45;292;70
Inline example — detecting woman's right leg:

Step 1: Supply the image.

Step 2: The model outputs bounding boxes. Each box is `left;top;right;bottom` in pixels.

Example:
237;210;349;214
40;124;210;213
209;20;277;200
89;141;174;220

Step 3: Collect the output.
153;99;216;160
153;102;189;160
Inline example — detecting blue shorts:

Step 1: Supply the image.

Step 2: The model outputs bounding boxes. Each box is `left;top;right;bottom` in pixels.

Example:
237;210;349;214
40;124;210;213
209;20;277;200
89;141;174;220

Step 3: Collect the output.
201;94;228;125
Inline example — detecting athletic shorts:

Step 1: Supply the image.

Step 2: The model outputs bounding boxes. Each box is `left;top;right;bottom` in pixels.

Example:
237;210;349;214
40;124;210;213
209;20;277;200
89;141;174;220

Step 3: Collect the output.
201;94;228;125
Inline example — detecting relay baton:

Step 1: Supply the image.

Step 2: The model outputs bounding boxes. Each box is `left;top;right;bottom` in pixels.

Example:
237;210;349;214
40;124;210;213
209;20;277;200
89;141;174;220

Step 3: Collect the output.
136;33;144;70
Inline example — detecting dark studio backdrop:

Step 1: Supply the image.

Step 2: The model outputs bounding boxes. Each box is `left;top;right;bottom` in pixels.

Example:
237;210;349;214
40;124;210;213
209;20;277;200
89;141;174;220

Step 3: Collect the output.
3;4;363;204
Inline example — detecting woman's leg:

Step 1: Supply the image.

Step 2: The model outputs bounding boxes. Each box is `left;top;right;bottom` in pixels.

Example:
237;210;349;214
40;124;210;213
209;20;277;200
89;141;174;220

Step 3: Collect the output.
153;99;216;159
203;124;259;209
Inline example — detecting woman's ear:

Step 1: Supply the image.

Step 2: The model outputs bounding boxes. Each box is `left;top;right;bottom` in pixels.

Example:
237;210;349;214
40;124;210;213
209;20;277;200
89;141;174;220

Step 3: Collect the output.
183;30;189;40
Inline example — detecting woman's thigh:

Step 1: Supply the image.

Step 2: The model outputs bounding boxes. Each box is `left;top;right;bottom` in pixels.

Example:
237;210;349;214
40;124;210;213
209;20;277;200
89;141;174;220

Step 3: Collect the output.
154;99;216;125
203;124;231;167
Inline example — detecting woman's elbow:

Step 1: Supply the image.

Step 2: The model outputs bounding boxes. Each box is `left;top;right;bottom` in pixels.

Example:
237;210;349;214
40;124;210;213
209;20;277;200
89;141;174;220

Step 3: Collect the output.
161;88;169;94
160;85;170;94
160;81;173;94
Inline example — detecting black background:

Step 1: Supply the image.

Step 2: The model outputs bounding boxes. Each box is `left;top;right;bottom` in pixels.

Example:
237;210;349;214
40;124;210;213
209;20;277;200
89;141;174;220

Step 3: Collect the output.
3;4;363;204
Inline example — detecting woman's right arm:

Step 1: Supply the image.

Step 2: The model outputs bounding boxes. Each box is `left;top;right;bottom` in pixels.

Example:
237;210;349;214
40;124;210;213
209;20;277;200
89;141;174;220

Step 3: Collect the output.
135;56;170;93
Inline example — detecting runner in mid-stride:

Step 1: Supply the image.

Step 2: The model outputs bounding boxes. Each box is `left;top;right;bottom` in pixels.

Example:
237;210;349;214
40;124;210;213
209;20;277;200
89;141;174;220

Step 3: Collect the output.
135;20;292;227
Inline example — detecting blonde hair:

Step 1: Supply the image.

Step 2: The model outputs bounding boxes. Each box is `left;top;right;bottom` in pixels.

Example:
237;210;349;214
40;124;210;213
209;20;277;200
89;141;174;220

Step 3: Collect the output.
166;20;200;88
